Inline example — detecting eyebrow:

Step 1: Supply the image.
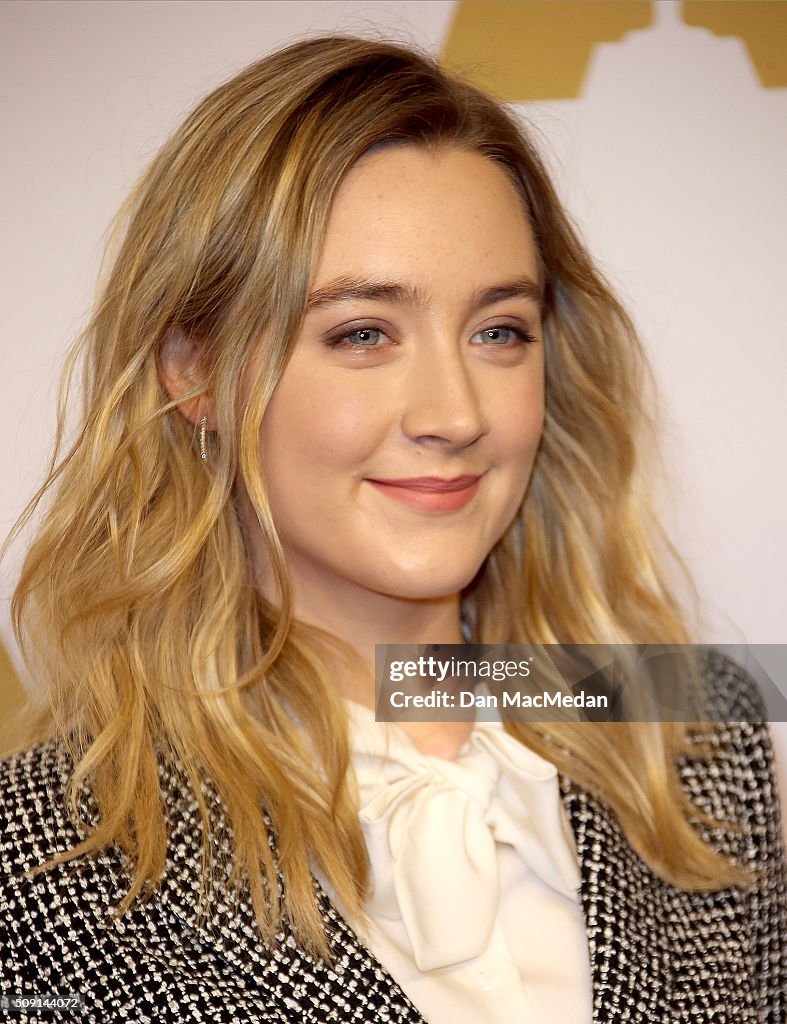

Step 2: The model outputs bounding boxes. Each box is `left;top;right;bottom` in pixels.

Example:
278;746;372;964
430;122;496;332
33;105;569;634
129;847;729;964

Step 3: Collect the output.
305;274;543;313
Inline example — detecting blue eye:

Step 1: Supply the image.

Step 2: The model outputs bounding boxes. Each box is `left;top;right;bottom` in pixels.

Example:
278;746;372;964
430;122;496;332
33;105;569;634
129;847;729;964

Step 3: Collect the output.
344;328;382;346
483;327;513;345
473;325;533;346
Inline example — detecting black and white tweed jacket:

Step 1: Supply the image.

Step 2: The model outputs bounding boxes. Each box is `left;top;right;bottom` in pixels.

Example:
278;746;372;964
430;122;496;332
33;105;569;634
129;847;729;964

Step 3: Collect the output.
1;651;786;1023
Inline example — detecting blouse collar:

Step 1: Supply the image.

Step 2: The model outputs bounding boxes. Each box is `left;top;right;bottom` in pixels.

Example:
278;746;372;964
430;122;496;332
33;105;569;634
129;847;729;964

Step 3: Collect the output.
345;702;581;971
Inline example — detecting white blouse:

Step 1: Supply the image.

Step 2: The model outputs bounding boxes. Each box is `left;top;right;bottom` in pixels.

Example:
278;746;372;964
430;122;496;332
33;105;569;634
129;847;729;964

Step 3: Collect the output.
339;701;594;1024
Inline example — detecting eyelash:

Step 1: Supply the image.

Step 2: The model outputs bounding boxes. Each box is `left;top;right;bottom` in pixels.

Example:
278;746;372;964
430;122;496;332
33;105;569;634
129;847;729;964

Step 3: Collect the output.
473;325;537;347
326;327;386;350
326;323;537;351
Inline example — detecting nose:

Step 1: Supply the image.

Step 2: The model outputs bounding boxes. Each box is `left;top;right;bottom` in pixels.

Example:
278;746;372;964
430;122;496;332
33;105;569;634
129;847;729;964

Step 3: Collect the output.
400;334;488;450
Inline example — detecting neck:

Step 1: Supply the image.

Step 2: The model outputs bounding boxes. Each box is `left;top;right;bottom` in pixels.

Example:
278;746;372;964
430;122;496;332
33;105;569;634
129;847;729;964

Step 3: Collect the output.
291;570;466;700
280;571;474;758
291;578;474;759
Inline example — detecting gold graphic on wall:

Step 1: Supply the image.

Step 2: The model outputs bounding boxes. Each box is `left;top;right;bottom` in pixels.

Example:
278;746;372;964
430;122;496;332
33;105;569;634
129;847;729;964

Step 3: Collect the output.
441;1;651;101
683;1;787;88
0;635;25;754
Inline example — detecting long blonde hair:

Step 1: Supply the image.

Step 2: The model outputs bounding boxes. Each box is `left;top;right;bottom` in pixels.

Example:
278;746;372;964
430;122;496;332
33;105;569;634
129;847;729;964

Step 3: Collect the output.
7;36;746;956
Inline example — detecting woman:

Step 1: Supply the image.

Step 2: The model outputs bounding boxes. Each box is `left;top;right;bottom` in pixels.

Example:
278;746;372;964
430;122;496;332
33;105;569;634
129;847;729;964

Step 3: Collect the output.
0;35;784;1023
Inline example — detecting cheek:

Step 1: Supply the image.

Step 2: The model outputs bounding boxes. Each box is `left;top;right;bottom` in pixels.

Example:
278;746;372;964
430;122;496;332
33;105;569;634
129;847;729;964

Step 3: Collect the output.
259;371;390;477
491;373;545;464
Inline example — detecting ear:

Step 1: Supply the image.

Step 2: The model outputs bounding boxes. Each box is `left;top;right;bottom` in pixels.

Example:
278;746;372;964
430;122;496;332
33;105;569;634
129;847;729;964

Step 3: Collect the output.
158;327;216;429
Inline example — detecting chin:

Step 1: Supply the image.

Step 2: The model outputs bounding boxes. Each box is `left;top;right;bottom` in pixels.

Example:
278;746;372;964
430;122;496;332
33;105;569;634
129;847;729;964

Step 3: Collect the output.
374;563;484;602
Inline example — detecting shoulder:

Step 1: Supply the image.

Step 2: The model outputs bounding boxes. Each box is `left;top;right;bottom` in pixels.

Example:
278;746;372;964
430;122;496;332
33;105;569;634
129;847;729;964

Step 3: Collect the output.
685;647;777;782
0;741;131;1006
0;739;118;947
687;648;778;782
0;739;127;961
697;646;770;722
0;739;86;876
679;649;786;867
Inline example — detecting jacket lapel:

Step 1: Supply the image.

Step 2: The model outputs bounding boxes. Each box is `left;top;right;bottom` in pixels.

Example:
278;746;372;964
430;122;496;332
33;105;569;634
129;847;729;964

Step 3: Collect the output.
123;757;428;1024
560;775;664;1021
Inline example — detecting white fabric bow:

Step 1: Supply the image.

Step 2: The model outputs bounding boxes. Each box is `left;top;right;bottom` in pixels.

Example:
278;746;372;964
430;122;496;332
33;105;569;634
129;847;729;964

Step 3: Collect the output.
348;709;581;972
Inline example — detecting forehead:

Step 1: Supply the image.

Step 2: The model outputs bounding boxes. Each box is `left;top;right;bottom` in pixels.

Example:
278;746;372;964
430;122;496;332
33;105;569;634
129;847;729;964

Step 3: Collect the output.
312;145;539;292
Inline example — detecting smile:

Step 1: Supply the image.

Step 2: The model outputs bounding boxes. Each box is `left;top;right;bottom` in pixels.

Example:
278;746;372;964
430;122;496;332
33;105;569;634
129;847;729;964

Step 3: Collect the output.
365;474;484;512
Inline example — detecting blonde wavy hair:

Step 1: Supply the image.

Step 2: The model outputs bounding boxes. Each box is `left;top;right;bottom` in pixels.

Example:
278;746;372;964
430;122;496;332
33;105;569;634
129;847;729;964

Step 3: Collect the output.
6;36;747;956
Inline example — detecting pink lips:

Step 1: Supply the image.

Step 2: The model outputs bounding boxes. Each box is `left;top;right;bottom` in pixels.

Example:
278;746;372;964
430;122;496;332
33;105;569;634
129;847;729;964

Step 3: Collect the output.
365;474;483;512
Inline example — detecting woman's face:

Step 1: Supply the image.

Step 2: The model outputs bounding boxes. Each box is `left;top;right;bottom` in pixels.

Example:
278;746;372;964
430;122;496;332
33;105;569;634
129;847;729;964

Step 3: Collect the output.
255;145;545;618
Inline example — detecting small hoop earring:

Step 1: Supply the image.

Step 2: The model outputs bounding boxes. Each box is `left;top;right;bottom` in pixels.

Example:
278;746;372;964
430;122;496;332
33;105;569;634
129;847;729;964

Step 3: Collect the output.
199;416;208;461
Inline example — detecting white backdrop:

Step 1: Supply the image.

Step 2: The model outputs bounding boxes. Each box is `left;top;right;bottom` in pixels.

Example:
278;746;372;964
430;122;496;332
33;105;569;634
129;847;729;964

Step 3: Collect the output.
1;2;784;788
